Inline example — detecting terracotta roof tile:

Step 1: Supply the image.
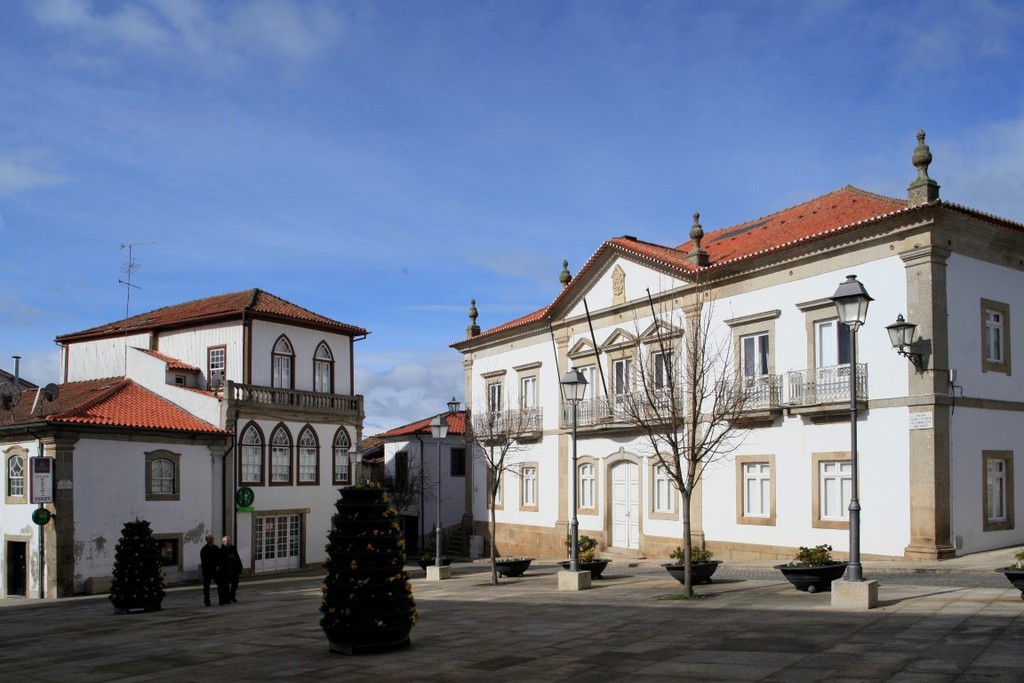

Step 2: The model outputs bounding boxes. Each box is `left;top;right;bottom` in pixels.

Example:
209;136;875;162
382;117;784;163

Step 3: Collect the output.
371;411;466;440
0;378;226;434
453;186;923;346
137;348;201;372
56;289;368;342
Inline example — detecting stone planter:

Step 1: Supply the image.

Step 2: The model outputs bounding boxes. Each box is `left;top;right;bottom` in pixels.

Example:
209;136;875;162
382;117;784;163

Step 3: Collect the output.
663;560;722;586
494;558;533;578
775;562;848;593
559;559;611;579
996;568;1024;600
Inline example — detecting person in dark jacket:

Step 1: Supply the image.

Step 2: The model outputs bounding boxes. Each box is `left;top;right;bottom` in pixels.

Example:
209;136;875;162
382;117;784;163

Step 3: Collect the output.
199;534;221;607
219;536;243;604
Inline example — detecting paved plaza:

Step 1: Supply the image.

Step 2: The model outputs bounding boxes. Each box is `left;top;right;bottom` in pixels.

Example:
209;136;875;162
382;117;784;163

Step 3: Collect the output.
1;554;1023;681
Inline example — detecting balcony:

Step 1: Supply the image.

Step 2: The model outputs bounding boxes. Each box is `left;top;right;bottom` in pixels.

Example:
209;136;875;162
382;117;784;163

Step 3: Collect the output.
786;364;867;419
725;375;784;425
225;381;363;421
560;389;687;430
471;407;543;441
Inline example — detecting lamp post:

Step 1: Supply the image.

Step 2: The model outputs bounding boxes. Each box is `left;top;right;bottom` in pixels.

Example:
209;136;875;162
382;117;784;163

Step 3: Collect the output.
560;367;588;572
429;412;449;568
830;274;872;582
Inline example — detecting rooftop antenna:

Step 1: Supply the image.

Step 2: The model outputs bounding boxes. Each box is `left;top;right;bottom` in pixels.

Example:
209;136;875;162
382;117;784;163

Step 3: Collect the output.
119;242;155;374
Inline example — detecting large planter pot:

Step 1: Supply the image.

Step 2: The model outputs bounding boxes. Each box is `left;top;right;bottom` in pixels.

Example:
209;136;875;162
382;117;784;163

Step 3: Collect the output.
418;557;453;571
112;601;163;614
663;561;722;586
494;558;533;578
775;562;848;593
996;568;1024;600
559;559;611;579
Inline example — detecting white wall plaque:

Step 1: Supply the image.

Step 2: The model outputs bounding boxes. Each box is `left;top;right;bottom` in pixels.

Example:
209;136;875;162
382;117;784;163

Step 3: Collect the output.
909;412;934;430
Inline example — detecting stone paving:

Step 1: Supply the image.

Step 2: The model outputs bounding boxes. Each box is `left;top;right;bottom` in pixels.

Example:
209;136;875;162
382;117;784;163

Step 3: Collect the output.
1;556;1023;681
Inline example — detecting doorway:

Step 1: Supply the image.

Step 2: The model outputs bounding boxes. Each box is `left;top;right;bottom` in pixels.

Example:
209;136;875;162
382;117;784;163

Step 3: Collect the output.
610;462;639;549
6;541;27;596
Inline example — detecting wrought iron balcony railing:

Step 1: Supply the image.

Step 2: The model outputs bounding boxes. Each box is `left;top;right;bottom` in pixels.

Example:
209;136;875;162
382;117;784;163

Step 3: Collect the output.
471;407;543;439
559;389;687;429
725;374;783;411
786;363;867;406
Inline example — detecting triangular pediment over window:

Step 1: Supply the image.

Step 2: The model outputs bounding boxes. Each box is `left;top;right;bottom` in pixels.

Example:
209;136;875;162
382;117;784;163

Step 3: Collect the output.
567;338;597;361
600;328;636;352
638;320;684;343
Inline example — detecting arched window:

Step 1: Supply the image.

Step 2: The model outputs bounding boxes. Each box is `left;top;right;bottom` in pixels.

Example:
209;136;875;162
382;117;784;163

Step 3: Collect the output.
272;336;294;389
145;449;181;500
270;425;292;484
333;429;351;485
298;426;319;484
313;342;334;394
7;452;25;498
240;423;264;484
152;458;175;494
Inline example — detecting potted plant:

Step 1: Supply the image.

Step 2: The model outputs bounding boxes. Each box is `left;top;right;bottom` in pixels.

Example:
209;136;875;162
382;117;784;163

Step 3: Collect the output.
995;548;1024;600
320;484;417;654
493;557;534;578
417;555;453;571
775;544;848;593
109;519;166;614
663;546;721;585
559;535;611;579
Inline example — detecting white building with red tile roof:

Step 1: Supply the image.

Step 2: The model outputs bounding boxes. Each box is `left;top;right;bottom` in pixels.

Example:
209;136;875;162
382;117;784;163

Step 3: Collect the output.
453;131;1024;564
2;289;367;598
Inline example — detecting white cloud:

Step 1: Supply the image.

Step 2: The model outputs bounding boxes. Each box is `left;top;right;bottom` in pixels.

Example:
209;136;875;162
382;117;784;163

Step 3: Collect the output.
357;353;463;435
30;0;344;72
937;117;1024;223
0;150;67;195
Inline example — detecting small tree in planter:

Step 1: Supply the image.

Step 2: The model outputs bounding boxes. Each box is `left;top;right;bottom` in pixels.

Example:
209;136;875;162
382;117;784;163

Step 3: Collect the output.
109;519;166;614
559;534;611;578
664;545;721;585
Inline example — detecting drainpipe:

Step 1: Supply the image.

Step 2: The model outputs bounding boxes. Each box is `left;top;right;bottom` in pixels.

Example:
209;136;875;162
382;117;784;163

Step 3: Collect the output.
415;434;426;553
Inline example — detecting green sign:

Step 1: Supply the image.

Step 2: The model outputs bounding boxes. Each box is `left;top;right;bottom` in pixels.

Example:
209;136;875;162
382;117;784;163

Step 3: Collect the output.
31;508;52;526
235;486;255;509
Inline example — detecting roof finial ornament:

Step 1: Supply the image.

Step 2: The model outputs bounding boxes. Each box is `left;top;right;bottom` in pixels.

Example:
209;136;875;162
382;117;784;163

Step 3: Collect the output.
907;128;940;206
559;259;571;288
466;299;480;338
687;211;709;266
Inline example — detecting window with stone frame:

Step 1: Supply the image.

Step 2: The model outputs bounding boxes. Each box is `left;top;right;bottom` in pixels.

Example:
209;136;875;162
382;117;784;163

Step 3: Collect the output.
520;464;538;511
735;455;776;526
6;449;27;502
981;299;1011;375
240;423;265;484
811;452;852;530
270;424;292;485
332;429;351;485
272;335;294;389
450;448;466;477
297;426;319;484
983;450;1014;532
579;461;596;510
145;449;181;501
313;341;334;393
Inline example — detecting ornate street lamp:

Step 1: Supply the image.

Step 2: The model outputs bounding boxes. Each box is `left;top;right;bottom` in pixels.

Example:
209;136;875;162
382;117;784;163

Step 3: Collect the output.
886;314;924;371
830;274;872;582
429;412;449;569
560;367;588;572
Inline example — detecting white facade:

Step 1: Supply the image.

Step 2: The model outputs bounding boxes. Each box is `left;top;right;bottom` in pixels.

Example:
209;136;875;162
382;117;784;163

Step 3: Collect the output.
455;160;1024;563
2;289;366;598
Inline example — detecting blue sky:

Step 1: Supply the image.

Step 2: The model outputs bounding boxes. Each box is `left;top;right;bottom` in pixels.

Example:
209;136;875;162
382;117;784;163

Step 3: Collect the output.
2;0;1023;434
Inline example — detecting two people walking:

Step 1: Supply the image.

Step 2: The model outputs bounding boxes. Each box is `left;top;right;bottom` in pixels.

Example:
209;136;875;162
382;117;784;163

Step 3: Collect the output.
200;534;244;606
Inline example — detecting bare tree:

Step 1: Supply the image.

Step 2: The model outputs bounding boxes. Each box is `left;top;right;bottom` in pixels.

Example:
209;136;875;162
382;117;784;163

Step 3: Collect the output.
465;403;541;585
623;286;753;597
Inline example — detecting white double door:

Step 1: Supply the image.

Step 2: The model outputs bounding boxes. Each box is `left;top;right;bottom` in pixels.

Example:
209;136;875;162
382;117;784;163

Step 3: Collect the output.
611;462;639;550
254;513;301;573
